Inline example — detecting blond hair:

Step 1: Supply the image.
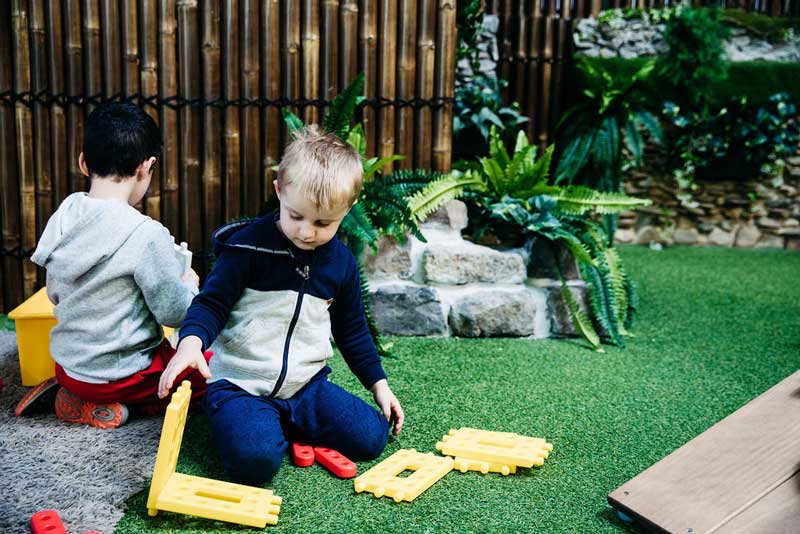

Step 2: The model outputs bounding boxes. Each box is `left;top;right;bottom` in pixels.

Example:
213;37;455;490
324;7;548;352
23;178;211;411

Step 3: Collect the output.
277;124;363;209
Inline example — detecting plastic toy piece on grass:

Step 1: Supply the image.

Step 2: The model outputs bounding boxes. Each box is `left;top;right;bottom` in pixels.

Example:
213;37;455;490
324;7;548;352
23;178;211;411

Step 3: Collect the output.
452;456;517;475
31;510;66;534
354;449;453;503
314;447;357;478
436;428;552;469
147;381;283;527
291;443;315;467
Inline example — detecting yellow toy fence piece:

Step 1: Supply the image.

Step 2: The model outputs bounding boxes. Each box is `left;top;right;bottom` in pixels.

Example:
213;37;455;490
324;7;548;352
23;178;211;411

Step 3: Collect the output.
354;449;454;503
436;428;553;471
146;381;282;527
453;457;517;475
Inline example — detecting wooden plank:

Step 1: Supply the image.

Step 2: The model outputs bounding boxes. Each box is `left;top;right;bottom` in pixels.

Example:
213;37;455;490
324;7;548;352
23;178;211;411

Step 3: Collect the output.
609;370;800;534
717;471;800;533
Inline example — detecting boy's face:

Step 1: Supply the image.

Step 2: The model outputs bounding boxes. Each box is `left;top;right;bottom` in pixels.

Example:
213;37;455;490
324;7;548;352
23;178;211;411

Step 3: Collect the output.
274;180;351;250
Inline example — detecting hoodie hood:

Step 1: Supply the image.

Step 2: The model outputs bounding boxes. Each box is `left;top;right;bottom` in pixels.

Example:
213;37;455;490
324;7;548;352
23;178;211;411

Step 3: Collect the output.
31;192;151;281
211;214;337;261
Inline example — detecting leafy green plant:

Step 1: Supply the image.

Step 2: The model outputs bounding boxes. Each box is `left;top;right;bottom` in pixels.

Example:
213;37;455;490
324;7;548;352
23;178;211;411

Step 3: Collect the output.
282;72;476;355
555;58;662;242
463;127;650;349
656;4;730;112
664;92;799;186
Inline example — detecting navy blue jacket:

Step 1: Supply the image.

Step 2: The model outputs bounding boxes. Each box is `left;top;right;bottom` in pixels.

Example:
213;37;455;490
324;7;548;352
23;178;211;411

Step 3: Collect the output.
179;214;386;399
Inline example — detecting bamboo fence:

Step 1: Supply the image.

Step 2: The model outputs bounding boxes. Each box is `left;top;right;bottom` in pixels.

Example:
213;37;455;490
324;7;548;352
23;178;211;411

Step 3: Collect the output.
0;0;457;311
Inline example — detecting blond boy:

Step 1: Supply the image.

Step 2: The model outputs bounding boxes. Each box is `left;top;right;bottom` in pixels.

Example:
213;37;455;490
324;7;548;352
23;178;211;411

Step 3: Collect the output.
160;125;404;485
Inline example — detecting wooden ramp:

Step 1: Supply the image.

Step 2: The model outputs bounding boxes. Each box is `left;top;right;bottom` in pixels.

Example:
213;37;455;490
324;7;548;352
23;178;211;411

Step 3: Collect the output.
608;370;800;534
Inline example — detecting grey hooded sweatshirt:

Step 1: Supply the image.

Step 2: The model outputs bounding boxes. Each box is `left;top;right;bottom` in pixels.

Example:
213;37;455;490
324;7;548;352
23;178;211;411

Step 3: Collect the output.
31;192;197;383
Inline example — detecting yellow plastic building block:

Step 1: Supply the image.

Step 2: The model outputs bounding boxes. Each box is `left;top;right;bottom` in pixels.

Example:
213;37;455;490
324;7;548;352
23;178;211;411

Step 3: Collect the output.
436;428;553;470
452;457;517;475
354;449;454;503
7;287;175;386
8;287;57;386
147;381;282;527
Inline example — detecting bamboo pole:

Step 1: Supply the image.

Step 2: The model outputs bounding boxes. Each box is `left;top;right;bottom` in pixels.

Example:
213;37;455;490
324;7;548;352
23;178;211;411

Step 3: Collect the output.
121;0;140;99
321;0;339;107
301;0;320;125
100;0;121;98
202;0;222;250
282;0;301;148
83;0;102;110
159;0;180;235
511;0;528;113
45;2;68;205
223;0;241;220
11;0;38;298
551;3;572;146
395;0;416;169
64;0;85;194
432;0;456;171
377;0;397;173
590;0;601;17
0;0;23;309
498;0;513;102
415;0;436;169
140;0;161;220
29;0;54;245
261;0;280;205
177;0;203;253
339;0;359;89
241;0;260;216
539;6;556;147
527;0;542;140
359;0;378;156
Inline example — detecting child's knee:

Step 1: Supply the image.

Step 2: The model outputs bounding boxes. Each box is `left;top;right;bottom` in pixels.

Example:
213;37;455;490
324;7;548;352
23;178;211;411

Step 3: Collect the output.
225;441;284;486
350;414;389;460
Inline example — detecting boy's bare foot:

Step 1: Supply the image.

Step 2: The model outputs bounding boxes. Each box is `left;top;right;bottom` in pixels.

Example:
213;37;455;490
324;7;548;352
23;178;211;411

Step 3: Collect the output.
54;387;129;429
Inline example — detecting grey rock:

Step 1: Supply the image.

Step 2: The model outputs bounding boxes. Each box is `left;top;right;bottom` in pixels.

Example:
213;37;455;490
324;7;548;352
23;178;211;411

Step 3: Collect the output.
546;284;597;337
422;240;526;285
369;283;447;336
754;234;785;249
757;216;782;230
674;228;699;246
448;289;539;337
361;235;412;278
698;222;715;234
734;224;761;248
708;227;735;247
526;236;581;281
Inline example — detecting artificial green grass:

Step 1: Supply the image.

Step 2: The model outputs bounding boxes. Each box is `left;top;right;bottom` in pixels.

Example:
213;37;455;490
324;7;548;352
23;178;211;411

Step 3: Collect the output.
117;245;800;533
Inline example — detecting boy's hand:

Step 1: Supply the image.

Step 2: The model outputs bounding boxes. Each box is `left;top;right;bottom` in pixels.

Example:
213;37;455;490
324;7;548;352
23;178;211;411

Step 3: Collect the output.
370;379;404;436
158;335;210;398
182;268;200;288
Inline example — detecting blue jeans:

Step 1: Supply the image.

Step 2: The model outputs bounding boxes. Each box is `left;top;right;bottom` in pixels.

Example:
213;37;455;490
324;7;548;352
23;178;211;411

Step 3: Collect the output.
203;367;389;485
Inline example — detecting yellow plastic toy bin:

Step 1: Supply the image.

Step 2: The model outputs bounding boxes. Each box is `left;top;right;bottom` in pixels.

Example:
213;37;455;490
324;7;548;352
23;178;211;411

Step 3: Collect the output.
8;287;176;387
7;287;57;386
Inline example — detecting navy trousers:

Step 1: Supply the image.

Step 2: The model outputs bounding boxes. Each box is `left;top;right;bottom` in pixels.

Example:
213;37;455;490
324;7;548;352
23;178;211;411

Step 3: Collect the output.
203;367;389;486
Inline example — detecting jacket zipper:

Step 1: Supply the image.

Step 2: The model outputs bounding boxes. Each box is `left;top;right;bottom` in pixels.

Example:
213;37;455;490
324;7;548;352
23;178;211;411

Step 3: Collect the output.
268;261;311;397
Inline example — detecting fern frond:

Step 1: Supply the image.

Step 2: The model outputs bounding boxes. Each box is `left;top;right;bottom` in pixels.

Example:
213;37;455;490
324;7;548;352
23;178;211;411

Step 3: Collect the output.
380;169;446;197
623;270;639;330
554;185;651;216
559;277;602;351
322;72;364;138
339;202;377;253
407;171;486;223
579;263;614;341
594;252;624;346
603;247;629;337
357;262;391;358
282;108;305;138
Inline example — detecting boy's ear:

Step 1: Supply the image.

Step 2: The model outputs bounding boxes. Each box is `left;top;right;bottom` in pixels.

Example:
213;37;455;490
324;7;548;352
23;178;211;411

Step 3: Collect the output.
78;152;90;177
137;157;157;181
273;179;281;199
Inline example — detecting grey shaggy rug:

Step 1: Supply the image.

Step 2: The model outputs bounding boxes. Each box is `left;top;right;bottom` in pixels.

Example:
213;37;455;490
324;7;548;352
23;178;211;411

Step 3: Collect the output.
0;331;162;533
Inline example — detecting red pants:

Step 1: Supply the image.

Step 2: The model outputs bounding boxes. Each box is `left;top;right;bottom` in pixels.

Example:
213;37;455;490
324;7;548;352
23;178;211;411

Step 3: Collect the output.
55;339;211;415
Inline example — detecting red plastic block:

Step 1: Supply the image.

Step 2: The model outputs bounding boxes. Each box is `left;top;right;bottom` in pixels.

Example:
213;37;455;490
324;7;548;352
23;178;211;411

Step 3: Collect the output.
291;443;315;467
31;510;66;534
314;447;357;478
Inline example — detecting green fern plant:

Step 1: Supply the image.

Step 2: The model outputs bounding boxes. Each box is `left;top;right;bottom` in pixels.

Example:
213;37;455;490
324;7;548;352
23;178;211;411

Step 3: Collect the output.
465;127;648;349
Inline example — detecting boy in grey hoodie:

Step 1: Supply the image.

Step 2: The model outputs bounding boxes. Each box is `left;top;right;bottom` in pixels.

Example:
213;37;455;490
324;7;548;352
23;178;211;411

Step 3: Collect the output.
22;103;207;429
